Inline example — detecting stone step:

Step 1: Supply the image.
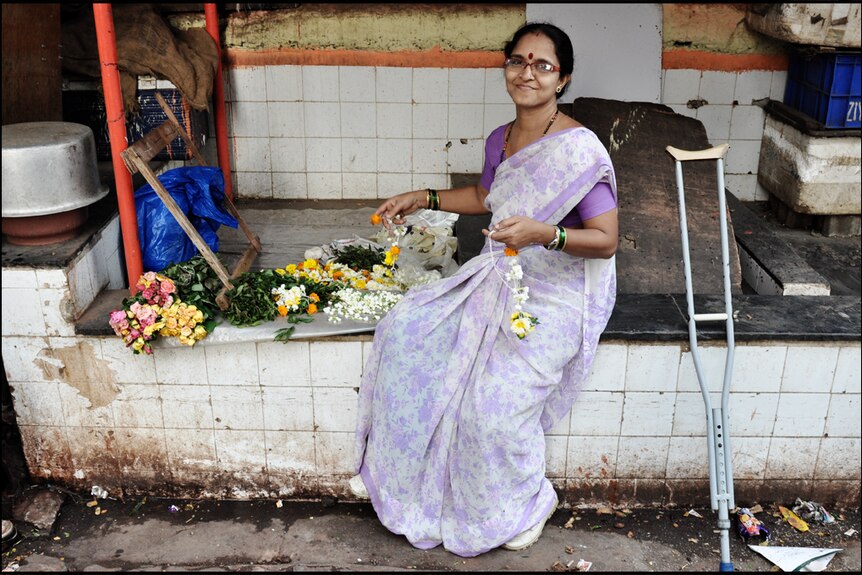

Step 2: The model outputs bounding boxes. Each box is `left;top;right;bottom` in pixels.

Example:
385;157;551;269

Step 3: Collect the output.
728;194;831;296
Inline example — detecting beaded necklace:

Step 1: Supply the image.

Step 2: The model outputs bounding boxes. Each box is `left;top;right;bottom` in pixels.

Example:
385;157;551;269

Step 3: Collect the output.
500;108;559;162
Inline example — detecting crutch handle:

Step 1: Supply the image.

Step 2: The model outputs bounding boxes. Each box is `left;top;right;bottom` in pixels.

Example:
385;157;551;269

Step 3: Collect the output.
666;143;730;162
693;313;729;322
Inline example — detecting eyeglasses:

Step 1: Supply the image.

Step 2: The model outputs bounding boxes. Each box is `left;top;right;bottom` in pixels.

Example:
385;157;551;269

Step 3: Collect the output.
503;57;560;75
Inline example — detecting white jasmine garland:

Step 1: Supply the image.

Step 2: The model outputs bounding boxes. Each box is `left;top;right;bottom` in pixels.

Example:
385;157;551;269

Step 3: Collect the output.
488;236;539;339
324;288;403;323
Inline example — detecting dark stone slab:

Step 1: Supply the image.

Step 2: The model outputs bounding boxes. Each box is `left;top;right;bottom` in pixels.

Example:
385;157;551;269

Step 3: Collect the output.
738;200;862;296
727;193;830;292
603;293;861;343
565;98;743;295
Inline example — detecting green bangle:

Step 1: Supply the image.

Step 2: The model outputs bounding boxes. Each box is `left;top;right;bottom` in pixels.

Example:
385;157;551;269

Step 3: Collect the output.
556;225;567;251
427;188;439;210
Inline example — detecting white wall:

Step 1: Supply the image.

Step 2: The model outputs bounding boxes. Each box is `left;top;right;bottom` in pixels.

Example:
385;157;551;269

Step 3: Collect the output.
526;3;663;103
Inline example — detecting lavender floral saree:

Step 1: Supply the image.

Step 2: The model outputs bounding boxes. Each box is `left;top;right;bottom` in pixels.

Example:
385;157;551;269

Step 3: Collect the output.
354;127;617;557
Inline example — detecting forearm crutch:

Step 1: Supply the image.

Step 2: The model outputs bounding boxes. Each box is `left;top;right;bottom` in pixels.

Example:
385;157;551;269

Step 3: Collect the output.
666;143;736;572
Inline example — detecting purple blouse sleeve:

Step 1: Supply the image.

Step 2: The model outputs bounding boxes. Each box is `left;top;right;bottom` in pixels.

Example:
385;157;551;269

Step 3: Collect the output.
479;125;507;192
558;181;617;228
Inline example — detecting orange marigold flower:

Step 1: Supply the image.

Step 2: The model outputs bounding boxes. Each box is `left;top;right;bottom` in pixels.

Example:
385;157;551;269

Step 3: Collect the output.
307;303;318;314
277;305;288;316
370;214;382;225
390;245;401;255
504;247;519;257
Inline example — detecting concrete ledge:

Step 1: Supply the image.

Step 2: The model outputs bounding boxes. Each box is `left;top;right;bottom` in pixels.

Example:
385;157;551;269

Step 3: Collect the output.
79;288;861;344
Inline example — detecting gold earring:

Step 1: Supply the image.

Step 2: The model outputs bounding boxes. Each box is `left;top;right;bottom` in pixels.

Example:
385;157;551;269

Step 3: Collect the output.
556;85;563;93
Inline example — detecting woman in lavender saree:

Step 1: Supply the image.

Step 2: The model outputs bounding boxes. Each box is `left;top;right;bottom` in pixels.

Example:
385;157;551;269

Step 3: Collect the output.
352;23;619;557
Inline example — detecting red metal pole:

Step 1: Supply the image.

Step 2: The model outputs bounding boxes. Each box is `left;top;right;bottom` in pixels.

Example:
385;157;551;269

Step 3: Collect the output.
93;3;143;293
204;4;234;202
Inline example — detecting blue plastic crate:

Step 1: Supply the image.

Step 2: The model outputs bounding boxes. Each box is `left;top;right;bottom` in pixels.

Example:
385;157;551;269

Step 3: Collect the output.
783;51;861;129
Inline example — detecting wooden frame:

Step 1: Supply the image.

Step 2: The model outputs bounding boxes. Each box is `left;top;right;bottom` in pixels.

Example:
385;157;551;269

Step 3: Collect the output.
121;92;261;310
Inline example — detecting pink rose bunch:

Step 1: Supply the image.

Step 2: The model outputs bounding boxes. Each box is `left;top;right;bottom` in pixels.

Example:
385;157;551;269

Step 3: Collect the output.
109;302;166;355
134;271;176;308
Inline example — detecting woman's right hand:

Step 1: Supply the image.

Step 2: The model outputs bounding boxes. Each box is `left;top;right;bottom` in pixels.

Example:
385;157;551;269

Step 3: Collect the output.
373;190;427;229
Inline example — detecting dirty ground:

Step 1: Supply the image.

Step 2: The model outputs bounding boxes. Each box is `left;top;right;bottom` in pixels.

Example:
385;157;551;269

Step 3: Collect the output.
2;486;859;572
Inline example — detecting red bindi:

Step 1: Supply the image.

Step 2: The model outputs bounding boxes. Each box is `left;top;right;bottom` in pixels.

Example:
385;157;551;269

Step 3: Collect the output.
528;52;533;60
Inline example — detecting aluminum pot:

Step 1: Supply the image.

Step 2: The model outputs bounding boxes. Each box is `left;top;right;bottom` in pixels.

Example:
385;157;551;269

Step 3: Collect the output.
2;122;109;218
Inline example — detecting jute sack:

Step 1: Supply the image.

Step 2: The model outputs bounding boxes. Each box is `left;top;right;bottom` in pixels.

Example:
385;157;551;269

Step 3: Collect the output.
62;4;217;115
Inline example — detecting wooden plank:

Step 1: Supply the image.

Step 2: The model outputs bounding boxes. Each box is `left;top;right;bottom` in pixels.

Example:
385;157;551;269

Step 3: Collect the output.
1;4;62;124
155;91;262;253
121;90;263;311
214;242;260;310
122;122;184;172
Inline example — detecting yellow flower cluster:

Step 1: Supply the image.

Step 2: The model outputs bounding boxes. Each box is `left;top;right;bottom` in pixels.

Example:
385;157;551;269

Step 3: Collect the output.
510;311;539;340
275;259;400;291
384;244;400;267
159;302;207;346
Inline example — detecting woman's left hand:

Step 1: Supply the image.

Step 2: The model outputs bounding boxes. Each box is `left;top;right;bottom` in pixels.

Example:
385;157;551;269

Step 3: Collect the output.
482;216;555;251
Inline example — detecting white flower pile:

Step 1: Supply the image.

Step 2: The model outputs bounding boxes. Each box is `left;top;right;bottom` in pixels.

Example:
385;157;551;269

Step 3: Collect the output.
324;288;403;323
272;284;307;312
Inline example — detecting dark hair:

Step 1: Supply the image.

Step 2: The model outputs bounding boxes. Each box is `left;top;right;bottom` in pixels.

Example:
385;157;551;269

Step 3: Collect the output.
503;22;574;99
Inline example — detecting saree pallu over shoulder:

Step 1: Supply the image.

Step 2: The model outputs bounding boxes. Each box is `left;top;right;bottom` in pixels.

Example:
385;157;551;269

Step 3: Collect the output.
354;126;618;557
487;127;618;430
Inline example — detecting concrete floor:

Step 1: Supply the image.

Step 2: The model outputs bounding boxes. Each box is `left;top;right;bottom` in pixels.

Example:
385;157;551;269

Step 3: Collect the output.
2;489;860;572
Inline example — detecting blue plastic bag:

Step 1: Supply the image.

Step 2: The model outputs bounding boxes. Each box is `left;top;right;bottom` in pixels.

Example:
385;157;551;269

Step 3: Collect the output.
134;166;238;272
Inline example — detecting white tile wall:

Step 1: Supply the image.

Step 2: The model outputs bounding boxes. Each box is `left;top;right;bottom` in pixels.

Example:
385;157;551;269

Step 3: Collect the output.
227;64;523;200
766;436;820;478
834;346;862;393
265;430;316;473
166;428;217;471
665;436;709;479
660;68;782;201
620;392;676;437
376;67;412;103
161;385;214;429
4;249;860;500
773;393;831;437
222;62;791;202
567;435;619;479
815;437;860;480
545;435;568;478
626;345;680;392
780;346;840;393
730;436;771;479
215;429;267;471
9;382;65;427
616;436;670;478
266;65;302;102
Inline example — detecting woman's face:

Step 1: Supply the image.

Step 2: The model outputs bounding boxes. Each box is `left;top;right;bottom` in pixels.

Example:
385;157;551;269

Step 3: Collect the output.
504;32;567;108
